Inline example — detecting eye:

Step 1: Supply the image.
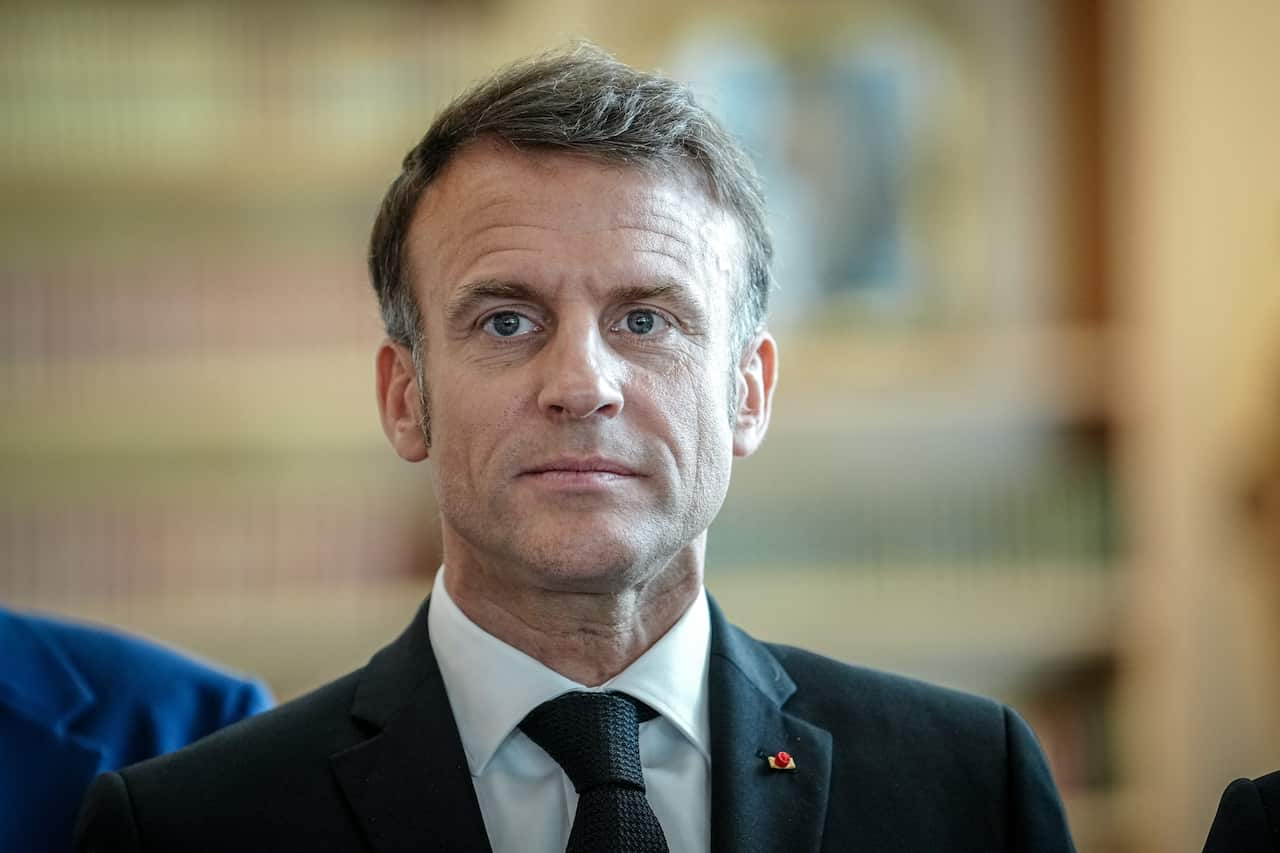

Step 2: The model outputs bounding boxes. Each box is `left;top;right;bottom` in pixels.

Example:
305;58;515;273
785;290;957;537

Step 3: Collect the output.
482;311;538;338
618;309;670;336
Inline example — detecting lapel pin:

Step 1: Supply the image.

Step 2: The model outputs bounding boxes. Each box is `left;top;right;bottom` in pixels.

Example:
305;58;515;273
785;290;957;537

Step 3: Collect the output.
766;751;796;771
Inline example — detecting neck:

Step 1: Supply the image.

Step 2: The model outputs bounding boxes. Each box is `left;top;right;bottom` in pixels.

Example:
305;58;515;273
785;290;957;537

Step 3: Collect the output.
441;547;703;686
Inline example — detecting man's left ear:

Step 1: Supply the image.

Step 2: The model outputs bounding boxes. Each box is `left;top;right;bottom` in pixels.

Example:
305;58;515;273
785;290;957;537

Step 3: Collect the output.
732;330;778;458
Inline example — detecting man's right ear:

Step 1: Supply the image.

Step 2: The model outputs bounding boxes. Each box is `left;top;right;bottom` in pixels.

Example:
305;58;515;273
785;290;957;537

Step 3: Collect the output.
375;339;429;462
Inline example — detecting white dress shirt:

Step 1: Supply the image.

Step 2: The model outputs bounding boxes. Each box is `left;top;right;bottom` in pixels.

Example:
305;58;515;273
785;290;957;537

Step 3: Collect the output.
427;567;712;853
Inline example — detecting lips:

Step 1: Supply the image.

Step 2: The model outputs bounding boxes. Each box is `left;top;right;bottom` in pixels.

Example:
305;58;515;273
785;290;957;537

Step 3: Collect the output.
519;456;640;477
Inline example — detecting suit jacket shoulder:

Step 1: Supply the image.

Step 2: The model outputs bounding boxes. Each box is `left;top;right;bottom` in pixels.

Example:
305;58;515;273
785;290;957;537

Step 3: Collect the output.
78;670;368;852
710;615;1074;853
75;599;490;853
767;637;1006;725
1203;770;1280;853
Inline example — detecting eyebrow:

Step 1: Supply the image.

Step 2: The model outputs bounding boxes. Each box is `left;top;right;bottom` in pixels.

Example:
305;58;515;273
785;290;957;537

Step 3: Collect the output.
610;280;707;325
444;277;707;327
444;279;540;326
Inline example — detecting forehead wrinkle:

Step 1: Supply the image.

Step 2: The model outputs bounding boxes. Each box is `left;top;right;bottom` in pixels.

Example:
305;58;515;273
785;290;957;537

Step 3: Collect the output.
436;218;703;281
608;223;693;252
633;246;697;269
425;221;549;289
456;219;696;247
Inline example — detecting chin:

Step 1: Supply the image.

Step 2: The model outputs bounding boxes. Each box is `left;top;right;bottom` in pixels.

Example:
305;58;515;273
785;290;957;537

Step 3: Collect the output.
517;530;672;592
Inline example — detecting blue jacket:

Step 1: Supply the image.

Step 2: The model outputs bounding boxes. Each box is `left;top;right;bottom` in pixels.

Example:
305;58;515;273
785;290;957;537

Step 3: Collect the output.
0;607;272;852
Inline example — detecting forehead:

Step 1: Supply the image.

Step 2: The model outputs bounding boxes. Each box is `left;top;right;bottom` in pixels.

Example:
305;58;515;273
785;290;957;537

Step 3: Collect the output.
405;141;743;301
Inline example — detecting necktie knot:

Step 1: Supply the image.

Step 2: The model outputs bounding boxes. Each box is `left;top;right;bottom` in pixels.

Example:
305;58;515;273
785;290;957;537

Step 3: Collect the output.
520;691;649;792
519;691;669;853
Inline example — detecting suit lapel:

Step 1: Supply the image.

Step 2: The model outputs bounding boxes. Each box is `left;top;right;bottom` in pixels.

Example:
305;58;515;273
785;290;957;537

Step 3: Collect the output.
330;598;492;853
328;594;835;853
707;597;832;853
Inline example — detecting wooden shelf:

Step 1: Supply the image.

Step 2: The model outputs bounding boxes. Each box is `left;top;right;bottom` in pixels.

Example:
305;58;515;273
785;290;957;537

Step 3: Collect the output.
773;323;1110;433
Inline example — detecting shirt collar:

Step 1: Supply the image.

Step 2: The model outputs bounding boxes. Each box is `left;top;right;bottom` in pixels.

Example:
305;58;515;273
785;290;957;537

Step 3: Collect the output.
427;567;711;776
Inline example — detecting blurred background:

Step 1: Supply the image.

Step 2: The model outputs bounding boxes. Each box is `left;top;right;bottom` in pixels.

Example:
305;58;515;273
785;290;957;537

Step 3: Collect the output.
1;0;1277;850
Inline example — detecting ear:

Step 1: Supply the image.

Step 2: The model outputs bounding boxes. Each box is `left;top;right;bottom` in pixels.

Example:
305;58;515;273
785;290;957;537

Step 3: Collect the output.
375;339;429;462
732;330;778;458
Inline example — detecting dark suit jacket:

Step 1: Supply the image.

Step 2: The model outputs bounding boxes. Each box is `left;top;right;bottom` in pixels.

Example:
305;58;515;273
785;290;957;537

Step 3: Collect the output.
1203;770;1280;853
0;607;272;853
75;596;1075;852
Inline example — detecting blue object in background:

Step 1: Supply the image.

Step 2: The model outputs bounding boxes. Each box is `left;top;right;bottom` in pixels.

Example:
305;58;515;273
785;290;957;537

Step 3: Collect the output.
0;607;272;852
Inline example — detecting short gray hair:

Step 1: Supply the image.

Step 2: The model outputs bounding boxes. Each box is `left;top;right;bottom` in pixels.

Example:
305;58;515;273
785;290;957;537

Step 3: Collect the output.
368;43;773;358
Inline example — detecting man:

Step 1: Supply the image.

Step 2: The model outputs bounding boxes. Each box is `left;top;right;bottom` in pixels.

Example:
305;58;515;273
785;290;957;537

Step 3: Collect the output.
76;45;1075;852
1;606;271;852
1202;771;1280;852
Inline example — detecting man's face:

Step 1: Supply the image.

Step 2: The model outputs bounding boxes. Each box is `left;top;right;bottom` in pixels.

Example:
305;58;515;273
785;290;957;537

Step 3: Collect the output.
383;141;774;594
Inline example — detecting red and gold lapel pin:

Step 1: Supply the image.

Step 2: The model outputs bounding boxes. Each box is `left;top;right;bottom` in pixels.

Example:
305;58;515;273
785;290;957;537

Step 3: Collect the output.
766;751;796;771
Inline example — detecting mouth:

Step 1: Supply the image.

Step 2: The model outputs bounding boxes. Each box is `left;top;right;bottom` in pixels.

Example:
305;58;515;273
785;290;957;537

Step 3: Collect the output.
519;456;641;478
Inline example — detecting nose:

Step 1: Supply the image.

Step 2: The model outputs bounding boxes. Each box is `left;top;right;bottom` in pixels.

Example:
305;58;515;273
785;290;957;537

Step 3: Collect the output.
536;322;624;420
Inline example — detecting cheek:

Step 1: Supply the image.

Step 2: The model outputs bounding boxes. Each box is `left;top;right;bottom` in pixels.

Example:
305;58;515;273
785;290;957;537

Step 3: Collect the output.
641;357;735;476
431;373;525;472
